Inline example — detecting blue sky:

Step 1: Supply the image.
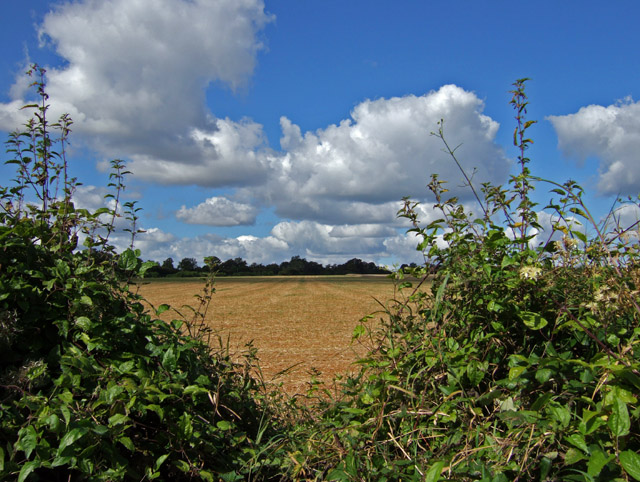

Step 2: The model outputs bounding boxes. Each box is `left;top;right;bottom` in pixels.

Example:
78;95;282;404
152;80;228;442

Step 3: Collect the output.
1;1;640;266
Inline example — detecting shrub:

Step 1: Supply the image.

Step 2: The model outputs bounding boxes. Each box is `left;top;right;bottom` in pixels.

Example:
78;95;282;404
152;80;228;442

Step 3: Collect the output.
0;66;283;481
290;79;640;481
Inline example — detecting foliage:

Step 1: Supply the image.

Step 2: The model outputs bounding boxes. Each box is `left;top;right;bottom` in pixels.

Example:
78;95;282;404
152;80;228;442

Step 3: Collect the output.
0;66;285;481
3;65;639;482
146;255;390;278
287;79;640;481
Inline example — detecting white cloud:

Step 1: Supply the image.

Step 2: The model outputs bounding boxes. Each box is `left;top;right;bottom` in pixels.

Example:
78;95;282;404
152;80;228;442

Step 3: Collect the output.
132;229;289;265
253;85;509;224
0;0;273;186
606;202;640;234
548;97;640;195
132;219;409;266
176;196;258;226
0;1;516;266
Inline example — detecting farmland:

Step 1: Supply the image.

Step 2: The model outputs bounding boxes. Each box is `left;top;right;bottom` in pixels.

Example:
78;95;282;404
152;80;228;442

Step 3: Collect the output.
137;275;399;394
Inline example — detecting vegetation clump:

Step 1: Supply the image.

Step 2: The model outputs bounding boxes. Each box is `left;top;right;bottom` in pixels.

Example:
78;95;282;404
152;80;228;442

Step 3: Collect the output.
0;66;283;481
1;67;638;482
285;79;640;481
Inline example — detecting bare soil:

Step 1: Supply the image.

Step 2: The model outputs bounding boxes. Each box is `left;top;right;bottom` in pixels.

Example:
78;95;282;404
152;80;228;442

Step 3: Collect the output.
136;276;396;394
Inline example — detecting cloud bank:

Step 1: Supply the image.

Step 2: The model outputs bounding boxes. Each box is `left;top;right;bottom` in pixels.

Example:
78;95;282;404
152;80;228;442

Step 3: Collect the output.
15;0;634;265
548;97;640;195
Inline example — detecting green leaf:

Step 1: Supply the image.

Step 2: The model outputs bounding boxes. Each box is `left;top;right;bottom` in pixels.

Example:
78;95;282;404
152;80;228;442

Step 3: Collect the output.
352;323;366;340
118;436;135;452
75;316;92;331
620;451;640;481
108;414;130;426
58;427;89;453
564;448;586;465
118;248;138;271
535;368;553;383
174;460;191;473
326;469;350;481
216;420;232;431
519;311;548;330
200;469;215;482
424;461;445;482
18;460;40;482
139;260;157;276
569;207;587;218
539;456;553;480
587;448;614;477
508;366;526;381
609;398;630;437
466;360;487;386
548;403;571;428
79;295;93;306
156;304;170;315
162;347;177;371
572;230;587;243
155;454;170;471
178;413;193;439
18;425;38;459
183;385;209;397
566;433;589;454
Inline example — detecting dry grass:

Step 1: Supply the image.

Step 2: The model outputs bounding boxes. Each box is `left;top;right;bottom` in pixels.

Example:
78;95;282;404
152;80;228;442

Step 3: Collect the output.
137;275;397;394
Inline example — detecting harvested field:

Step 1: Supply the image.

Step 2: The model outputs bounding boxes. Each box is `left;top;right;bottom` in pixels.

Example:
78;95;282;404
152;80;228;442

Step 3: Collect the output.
137;275;397;394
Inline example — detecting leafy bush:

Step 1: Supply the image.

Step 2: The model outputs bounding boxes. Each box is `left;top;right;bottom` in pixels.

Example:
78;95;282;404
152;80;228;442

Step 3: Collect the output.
289;79;640;481
0;66;284;481
3;66;638;482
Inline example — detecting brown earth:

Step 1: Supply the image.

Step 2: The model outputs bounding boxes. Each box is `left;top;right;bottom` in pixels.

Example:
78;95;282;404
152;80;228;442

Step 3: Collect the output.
136;276;398;395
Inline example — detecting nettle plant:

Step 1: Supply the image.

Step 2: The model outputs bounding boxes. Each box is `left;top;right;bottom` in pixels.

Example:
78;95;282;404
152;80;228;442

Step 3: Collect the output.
294;80;640;481
0;66;284;481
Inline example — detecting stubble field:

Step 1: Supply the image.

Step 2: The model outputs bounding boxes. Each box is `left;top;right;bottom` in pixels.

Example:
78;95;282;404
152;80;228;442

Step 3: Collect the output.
137;275;398;394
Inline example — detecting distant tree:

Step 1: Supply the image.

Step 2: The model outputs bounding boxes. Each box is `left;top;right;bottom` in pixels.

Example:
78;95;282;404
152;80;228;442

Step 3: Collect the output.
177;257;199;272
162;258;175;270
219;257;248;276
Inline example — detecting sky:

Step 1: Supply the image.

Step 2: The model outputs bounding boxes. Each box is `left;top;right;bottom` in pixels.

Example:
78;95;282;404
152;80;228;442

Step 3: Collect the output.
1;1;640;267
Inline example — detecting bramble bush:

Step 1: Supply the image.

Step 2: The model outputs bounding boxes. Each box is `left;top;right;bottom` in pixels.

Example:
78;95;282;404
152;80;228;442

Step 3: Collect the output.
2;66;639;482
0;66;286;481
286;79;640;481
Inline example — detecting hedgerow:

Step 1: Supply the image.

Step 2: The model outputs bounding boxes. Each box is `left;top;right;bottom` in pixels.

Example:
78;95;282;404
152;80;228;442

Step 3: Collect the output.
0;66;286;481
287;79;640;481
2;66;639;482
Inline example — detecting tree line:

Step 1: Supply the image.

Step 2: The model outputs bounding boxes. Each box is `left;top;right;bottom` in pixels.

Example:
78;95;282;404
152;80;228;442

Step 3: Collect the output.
146;255;391;277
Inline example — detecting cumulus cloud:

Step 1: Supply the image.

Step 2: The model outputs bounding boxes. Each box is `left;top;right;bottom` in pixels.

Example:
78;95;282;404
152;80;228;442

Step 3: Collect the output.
249;85;510;224
132;219;408;266
132;229;288;265
0;0;517;265
176;196;258;226
0;0;273;186
548;97;640;195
